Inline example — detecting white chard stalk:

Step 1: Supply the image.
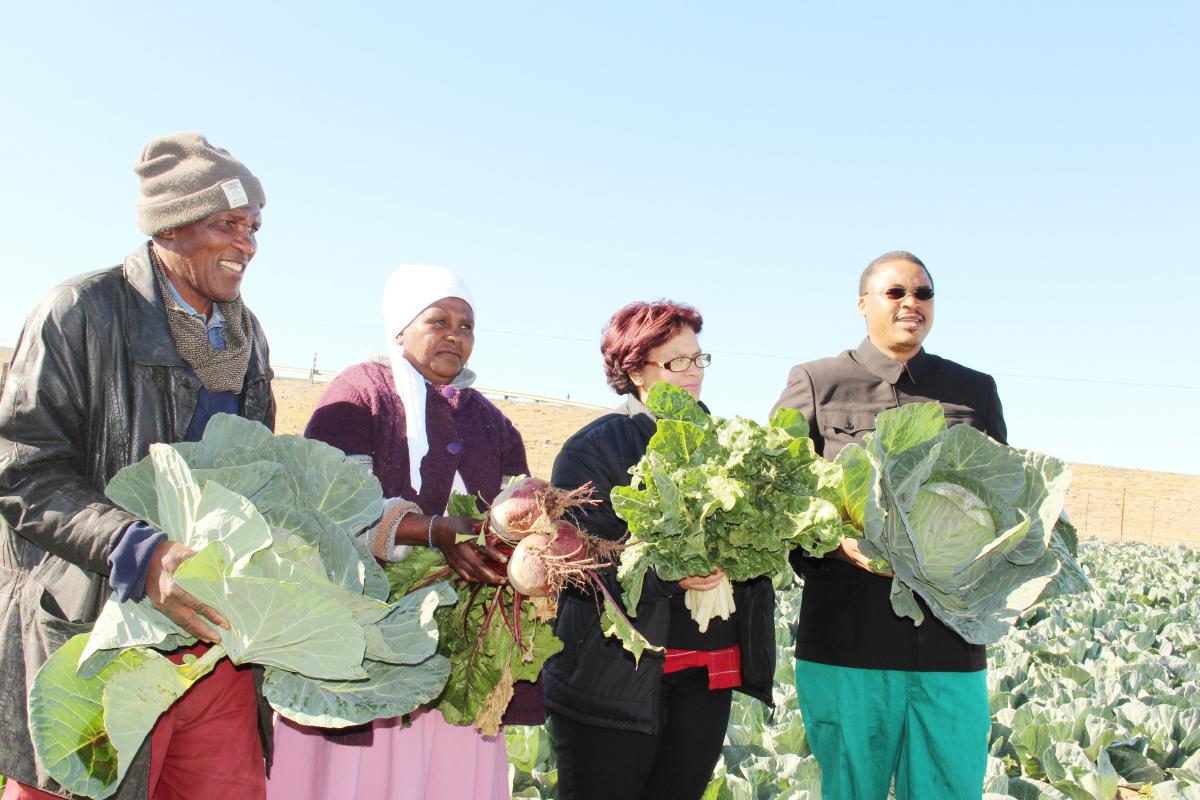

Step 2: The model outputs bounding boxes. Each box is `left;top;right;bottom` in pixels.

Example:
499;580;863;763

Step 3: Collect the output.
684;575;736;633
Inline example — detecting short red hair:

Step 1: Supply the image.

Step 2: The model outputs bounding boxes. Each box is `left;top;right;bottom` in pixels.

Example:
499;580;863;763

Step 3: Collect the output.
601;300;704;396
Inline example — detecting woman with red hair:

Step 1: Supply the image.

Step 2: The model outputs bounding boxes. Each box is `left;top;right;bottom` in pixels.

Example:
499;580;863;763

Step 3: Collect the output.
543;300;776;800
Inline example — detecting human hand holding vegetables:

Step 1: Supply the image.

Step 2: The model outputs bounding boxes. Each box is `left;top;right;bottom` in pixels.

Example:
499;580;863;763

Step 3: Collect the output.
678;568;727;591
432;516;509;585
679;568;734;633
144;540;231;644
385;512;508;584
830;537;893;577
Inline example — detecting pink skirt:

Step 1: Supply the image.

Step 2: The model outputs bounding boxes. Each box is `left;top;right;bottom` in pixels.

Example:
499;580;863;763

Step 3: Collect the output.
266;711;509;800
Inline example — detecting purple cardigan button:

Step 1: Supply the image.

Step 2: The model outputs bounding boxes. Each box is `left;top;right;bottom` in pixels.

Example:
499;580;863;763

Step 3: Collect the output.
447;440;464;455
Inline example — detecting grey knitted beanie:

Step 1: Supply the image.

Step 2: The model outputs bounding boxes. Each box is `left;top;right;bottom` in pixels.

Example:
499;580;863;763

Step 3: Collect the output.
135;132;266;235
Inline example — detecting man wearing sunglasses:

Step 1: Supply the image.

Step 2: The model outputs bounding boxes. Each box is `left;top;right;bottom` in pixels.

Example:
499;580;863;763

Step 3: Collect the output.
770;250;1006;800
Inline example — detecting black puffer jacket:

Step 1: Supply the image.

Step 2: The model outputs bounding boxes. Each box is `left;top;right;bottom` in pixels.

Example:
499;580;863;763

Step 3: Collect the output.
543;397;775;734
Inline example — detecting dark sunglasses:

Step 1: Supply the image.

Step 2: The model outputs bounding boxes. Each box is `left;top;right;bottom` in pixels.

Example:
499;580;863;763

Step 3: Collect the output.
876;286;934;302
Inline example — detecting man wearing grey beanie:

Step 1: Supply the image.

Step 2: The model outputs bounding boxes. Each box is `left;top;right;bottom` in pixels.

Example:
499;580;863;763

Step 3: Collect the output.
0;133;275;800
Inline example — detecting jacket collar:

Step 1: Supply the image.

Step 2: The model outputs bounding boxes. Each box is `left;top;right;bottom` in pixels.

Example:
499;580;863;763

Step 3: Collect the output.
853;336;928;385
616;395;659;438
124;242;188;367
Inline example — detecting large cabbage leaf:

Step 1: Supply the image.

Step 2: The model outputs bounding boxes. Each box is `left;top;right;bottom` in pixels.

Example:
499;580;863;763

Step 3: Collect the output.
30;415;452;799
27;634;213;800
263;654;453;729
107;415;387;598
30;634;226;798
263;583;455;728
841;402;1088;644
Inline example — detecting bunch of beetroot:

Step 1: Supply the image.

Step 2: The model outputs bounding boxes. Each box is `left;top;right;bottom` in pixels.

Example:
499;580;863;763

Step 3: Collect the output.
387;476;634;735
485;476;617;600
487;476;665;664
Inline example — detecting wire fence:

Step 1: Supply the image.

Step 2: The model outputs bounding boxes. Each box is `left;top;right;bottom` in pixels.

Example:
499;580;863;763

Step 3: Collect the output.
273;365;339;383
1065;488;1200;548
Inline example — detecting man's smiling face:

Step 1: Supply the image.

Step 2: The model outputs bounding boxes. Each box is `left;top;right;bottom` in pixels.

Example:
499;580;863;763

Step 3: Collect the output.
858;259;934;362
156;204;262;316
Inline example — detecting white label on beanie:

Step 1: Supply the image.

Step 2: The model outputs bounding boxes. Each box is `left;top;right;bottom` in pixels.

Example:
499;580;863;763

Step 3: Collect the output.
220;178;250;209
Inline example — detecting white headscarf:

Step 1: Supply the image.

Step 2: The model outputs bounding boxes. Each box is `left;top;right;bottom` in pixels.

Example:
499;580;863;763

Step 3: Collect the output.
382;265;476;492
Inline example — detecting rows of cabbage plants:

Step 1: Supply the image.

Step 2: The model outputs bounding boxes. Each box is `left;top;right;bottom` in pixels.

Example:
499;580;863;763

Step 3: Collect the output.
507;541;1200;799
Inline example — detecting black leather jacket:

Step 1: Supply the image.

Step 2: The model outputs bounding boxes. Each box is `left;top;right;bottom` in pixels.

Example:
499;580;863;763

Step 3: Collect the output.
0;243;274;797
543;397;775;735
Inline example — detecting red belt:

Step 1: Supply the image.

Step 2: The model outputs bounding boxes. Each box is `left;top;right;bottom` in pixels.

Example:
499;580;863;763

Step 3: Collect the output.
662;643;742;689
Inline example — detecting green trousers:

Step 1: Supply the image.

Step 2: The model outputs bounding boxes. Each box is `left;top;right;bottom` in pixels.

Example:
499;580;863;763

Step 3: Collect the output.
794;659;989;800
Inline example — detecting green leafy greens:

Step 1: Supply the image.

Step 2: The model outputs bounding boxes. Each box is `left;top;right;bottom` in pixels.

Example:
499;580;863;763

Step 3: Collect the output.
609;383;848;637
28;415;454;799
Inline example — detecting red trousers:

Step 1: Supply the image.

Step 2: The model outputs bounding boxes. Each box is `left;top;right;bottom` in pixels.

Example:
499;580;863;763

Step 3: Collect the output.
5;644;265;800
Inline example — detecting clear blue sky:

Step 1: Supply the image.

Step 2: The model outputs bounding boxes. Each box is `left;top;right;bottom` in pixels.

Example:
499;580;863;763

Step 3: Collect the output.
2;2;1196;475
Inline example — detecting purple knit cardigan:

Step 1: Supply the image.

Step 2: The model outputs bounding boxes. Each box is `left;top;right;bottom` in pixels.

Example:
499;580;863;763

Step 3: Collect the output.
305;360;528;515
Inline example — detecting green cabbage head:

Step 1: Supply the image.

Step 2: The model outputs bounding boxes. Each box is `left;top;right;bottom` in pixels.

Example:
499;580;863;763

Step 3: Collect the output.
832;402;1089;644
910;481;1001;583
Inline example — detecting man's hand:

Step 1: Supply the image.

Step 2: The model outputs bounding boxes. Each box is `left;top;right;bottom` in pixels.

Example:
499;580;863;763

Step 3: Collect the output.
830;537;893;576
144;540;230;643
679;568;727;591
432;517;508;585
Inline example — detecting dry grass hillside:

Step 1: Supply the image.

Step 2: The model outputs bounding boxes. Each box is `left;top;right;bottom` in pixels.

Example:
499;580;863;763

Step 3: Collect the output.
275;378;1199;548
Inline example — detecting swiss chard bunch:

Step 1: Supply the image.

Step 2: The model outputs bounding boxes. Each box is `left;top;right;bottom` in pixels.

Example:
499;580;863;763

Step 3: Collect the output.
610;383;849;638
28;415;455;800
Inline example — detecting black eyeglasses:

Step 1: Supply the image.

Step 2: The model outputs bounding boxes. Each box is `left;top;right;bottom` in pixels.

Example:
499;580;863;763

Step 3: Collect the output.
874;286;935;302
647;353;712;372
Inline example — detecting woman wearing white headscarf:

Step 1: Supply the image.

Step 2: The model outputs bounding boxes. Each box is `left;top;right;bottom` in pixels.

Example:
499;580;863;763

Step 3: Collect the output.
266;265;535;800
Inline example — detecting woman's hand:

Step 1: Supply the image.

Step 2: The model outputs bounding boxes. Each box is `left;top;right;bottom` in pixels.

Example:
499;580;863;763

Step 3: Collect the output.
830;537;893;576
430;516;508;585
679;568;727;592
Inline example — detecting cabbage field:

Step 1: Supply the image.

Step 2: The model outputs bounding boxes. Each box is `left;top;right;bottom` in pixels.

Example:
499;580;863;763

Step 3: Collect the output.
507;541;1200;800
